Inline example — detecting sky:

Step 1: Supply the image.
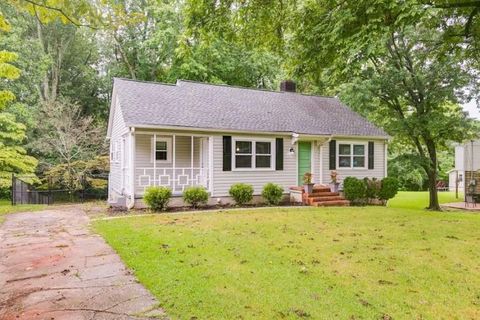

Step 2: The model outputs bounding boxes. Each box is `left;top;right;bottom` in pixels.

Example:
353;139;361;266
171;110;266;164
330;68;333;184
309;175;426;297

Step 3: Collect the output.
463;100;480;119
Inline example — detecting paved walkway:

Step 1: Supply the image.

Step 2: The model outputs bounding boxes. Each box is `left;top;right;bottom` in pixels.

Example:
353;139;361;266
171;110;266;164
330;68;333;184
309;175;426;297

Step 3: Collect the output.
442;202;480;211
0;206;167;320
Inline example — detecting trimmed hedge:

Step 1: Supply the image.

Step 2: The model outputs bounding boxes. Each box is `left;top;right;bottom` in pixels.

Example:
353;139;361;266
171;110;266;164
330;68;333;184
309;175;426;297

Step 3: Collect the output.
262;183;284;205
144;186;172;211
343;177;367;205
343;176;399;206
229;183;254;205
183;186;209;208
379;177;399;203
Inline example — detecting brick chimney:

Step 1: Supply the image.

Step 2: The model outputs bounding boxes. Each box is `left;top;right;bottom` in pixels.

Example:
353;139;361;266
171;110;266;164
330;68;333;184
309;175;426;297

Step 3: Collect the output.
280;80;296;92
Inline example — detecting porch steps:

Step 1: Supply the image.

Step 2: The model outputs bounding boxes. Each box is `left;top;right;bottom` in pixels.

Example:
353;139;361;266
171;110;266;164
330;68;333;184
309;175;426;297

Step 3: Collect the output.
290;185;350;207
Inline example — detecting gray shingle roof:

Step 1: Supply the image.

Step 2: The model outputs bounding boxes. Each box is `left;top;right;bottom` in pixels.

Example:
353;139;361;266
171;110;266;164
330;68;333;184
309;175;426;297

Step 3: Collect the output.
113;78;388;138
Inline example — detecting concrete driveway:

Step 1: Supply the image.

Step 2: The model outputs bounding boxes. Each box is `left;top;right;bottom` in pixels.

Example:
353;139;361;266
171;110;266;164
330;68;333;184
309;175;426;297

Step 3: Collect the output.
0;206;167;320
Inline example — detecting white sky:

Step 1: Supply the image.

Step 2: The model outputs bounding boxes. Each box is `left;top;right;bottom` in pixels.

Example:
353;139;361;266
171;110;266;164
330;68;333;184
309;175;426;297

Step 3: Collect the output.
463;100;480;119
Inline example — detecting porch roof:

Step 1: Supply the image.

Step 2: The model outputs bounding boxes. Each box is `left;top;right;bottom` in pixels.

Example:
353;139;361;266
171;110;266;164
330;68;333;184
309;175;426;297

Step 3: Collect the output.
113;78;389;138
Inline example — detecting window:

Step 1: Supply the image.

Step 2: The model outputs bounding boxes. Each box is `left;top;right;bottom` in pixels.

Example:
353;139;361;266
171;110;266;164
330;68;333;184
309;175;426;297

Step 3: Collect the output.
110;140;120;163
338;142;366;169
255;142;271;168
156;141;168;161
116;141;121;163
233;139;274;170
151;137;172;163
235;141;252;168
110;142;114;162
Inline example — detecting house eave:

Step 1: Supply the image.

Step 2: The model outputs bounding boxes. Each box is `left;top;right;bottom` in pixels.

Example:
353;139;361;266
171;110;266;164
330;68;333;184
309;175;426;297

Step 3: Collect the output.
126;123;388;140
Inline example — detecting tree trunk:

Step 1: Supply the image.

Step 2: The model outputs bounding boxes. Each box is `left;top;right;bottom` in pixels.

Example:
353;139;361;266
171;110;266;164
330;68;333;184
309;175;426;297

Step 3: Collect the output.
427;169;441;210
424;137;441;211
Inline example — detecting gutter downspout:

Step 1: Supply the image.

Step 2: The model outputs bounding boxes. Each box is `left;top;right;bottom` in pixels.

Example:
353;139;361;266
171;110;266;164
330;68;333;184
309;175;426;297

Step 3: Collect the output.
127;127;135;209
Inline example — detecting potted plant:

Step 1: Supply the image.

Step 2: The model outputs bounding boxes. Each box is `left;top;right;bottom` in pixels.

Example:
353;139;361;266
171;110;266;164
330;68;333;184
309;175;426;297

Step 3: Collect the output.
303;172;314;194
329;170;340;193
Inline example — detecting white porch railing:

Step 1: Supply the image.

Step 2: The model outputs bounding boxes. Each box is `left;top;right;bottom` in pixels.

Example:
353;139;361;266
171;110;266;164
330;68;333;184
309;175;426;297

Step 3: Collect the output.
136;167;210;194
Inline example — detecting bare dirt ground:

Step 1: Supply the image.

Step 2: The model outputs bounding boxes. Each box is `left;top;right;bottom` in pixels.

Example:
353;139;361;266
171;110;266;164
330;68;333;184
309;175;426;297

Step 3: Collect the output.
0;205;167;320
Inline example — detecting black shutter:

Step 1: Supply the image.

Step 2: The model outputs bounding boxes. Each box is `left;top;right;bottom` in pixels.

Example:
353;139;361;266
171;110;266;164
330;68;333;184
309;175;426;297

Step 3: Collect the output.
329;140;336;170
275;138;284;170
368;141;374;169
223;136;232;171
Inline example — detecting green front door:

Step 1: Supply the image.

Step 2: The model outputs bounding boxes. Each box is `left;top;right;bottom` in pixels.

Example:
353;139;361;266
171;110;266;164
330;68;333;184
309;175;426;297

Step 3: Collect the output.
298;141;312;185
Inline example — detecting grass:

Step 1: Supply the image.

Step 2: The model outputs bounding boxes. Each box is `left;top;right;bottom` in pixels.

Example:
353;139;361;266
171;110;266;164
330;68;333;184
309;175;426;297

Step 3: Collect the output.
388;191;463;210
0;199;47;224
93;192;478;319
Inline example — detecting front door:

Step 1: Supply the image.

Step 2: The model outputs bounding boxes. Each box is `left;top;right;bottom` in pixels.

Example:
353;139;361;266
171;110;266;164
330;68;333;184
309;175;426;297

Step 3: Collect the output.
298;141;312;185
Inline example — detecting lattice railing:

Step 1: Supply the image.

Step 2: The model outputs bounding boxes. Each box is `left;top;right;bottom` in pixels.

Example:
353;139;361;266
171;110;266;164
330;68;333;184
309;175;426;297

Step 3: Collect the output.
136;167;210;194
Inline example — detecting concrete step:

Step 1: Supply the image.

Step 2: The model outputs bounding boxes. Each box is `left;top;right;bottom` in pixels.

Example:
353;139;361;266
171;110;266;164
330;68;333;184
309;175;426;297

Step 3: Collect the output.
310;195;344;202
313;200;350;207
311;187;331;193
307;192;339;198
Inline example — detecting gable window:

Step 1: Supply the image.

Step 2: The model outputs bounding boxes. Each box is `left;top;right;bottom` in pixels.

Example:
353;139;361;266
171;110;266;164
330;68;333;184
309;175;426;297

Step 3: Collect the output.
233;138;274;170
151;137;172;163
338;142;366;169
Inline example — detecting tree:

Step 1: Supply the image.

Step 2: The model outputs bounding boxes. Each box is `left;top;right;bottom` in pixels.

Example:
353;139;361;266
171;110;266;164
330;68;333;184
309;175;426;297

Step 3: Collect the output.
34;99;106;169
0;11;37;194
293;1;478;210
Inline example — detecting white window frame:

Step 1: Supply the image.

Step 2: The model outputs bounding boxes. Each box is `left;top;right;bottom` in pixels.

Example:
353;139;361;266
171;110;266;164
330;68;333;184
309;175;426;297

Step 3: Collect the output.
337;141;367;169
110;141;115;162
232;137;275;171
151;136;172;163
111;140;120;163
116;140;121;163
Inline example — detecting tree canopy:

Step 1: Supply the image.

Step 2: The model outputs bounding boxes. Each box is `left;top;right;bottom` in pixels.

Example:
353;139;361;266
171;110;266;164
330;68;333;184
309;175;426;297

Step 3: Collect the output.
1;0;479;209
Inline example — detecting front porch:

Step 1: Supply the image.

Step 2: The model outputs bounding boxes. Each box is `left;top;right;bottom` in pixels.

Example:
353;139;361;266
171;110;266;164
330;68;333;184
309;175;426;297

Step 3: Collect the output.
134;132;212;196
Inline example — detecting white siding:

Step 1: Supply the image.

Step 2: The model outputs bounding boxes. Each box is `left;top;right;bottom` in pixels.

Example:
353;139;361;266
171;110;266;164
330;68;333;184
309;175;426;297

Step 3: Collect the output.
212;134;297;197
462;140;480;172
135;134;200;169
454;145;465;171
320;139;386;185
128;129;387;199
134;134;201;195
449;170;465;192
108;98;129;197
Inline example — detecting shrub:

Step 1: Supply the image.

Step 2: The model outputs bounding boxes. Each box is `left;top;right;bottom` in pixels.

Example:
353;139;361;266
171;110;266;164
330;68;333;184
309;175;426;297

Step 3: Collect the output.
364;177;381;203
183;186;209;208
144;186;172;211
343;177;366;205
379;177;399;204
229;183;254;205
262;183;284;205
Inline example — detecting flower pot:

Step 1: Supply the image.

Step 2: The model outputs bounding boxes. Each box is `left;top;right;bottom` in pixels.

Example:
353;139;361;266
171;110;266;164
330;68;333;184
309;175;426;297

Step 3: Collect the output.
329;183;339;193
304;183;314;194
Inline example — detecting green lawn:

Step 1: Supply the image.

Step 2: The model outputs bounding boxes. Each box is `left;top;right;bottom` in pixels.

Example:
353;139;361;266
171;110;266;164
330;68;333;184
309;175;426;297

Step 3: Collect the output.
388;191;463;210
94;192;478;319
0;199;47;224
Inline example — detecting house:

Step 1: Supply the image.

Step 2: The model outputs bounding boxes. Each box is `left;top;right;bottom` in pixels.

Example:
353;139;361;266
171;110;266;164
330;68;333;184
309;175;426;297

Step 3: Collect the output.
106;78;389;208
448;139;480;193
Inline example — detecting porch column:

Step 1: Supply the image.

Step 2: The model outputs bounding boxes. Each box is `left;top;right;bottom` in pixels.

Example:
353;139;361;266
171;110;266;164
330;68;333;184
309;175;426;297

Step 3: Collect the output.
153;133;157;186
384;141;388;177
319;144;323;184
172;134;176;192
191;136;194;186
310;142;316;184
128;128;135;209
208;136;214;193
